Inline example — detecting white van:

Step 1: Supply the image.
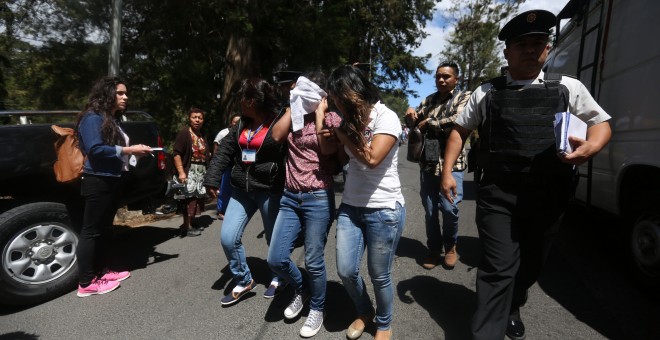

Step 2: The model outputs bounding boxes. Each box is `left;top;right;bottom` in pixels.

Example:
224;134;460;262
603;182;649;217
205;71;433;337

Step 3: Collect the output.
545;0;660;284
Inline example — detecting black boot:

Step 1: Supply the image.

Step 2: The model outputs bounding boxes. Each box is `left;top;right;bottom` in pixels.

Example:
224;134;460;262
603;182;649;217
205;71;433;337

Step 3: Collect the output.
506;309;525;340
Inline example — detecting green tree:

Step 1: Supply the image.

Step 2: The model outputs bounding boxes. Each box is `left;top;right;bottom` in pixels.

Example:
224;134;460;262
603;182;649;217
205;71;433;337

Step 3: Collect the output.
3;0;438;142
440;0;524;91
216;0;438;121
0;0;17;109
380;89;410;119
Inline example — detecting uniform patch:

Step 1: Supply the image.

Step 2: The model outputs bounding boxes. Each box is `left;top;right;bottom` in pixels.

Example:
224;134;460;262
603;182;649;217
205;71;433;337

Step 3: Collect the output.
527;13;537;23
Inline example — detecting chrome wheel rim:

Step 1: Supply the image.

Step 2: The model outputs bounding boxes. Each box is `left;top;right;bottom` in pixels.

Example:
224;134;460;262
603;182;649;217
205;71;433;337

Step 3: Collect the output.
2;223;78;285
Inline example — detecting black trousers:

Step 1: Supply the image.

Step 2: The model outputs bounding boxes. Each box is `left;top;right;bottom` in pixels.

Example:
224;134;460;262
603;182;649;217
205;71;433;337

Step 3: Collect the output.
76;174;123;285
471;171;574;340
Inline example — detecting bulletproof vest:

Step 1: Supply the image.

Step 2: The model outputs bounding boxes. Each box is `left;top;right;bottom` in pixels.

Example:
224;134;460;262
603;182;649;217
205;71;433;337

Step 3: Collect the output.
477;73;573;174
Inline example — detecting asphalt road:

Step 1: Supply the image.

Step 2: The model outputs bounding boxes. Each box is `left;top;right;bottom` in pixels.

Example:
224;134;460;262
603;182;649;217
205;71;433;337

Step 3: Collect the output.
1;146;658;340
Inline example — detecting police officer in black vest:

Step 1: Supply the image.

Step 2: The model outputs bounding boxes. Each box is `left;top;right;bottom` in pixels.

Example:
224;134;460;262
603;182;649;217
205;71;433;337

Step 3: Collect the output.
440;10;612;340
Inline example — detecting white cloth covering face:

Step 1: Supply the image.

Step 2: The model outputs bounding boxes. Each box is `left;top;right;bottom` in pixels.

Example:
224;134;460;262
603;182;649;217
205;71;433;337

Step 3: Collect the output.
289;76;327;132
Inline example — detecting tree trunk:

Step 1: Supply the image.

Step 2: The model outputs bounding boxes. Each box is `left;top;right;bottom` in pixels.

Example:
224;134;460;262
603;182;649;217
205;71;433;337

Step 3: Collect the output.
220;33;258;125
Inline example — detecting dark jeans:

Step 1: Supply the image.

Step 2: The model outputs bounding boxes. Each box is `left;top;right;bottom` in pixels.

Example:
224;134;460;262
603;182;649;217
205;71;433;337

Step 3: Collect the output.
471;172;574;340
76;174;123;285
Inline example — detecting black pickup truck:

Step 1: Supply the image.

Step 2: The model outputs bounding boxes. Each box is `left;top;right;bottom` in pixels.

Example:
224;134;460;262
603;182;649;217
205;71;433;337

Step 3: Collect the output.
0;110;169;306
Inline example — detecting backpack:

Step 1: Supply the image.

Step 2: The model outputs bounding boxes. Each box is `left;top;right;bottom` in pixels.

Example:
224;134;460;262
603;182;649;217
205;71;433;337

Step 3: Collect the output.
52;125;84;183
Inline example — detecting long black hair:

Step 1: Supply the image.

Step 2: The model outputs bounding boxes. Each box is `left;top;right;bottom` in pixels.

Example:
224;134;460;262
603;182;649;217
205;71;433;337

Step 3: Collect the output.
327;65;380;149
236;77;279;121
75;76;126;146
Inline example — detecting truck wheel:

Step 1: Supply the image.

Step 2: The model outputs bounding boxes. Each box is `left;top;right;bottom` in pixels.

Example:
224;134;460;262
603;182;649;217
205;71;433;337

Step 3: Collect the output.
630;211;660;285
0;202;79;306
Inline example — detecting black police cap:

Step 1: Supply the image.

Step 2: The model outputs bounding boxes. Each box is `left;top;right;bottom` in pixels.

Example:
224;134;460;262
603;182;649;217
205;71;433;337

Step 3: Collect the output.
273;71;302;85
498;10;556;42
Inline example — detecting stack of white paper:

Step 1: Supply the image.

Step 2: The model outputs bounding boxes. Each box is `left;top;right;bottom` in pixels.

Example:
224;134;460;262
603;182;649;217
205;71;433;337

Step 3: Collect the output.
554;112;587;154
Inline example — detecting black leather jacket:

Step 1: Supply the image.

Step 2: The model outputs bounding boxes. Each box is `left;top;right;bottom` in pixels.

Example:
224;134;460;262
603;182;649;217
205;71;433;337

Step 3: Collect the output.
203;117;287;193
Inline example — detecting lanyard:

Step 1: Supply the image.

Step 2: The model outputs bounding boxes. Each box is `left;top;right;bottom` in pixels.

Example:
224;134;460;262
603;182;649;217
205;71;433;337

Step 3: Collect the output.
245;124;264;150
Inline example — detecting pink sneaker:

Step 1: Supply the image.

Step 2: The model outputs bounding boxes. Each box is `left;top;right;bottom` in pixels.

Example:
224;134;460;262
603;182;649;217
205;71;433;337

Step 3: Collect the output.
77;278;120;297
99;269;131;282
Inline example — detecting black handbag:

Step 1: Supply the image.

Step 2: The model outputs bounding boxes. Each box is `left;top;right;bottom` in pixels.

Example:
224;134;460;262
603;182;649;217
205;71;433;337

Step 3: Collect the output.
407;127;424;163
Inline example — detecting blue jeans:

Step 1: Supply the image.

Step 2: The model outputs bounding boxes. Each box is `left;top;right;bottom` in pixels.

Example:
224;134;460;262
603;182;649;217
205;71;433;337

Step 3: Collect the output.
220;188;281;287
335;202;406;331
267;188;335;311
216;169;233;214
419;169;463;252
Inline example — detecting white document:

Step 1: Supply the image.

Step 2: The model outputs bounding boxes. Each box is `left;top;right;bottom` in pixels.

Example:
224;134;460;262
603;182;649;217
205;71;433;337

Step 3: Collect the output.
554;112;587;154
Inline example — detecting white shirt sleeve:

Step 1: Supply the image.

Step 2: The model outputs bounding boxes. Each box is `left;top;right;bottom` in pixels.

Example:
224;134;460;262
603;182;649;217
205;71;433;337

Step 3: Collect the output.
372;102;402;139
455;83;490;131
214;128;230;144
561;76;611;126
455;75;611;130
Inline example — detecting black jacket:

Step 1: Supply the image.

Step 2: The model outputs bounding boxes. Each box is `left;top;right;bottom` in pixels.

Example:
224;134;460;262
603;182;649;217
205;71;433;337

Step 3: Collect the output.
172;127;211;175
203;116;287;193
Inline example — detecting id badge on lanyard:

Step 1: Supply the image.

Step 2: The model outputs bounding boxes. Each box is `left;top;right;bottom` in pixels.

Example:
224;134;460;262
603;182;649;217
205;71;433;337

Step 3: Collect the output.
242;149;256;162
242;124;263;163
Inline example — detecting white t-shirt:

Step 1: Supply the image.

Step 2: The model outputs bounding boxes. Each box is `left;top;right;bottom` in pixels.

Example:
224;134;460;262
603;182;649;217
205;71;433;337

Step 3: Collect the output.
119;126;130;171
214;128;230;144
457;71;611;130
342;102;405;209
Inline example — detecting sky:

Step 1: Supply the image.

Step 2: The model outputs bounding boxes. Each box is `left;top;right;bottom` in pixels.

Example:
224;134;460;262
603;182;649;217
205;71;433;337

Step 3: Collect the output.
405;0;570;107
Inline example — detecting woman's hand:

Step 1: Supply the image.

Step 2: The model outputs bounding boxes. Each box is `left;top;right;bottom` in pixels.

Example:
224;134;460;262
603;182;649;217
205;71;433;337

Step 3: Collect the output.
124;144;152;156
173;154;186;183
317;128;338;143
316;97;329;118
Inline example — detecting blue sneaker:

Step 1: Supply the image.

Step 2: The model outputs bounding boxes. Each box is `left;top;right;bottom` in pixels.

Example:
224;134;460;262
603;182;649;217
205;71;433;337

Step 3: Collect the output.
263;280;288;299
221;279;254;306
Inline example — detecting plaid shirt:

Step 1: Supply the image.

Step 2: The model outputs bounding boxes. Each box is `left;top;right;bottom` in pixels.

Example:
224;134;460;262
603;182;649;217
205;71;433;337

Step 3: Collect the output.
414;88;471;175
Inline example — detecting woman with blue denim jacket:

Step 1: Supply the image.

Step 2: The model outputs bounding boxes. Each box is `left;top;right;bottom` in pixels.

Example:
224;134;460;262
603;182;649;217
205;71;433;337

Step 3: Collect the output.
322;65;406;340
267;71;342;337
204;77;287;306
74;76;152;297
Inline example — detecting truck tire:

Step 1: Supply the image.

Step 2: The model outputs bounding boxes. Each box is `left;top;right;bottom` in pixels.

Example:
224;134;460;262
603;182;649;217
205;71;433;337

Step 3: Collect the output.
630;211;660;286
0;202;79;306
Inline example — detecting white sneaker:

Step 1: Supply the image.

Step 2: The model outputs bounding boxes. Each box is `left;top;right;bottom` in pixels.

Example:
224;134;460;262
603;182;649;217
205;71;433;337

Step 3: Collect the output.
284;292;308;319
300;309;324;337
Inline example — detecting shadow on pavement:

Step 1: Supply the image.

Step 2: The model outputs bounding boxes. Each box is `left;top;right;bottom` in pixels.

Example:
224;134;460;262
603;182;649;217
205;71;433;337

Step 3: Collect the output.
212;256;272;294
537;204;660;339
193;214;215;229
108;224;180;271
397;275;475;340
455;235;481;269
0;332;39;340
260;278;356;334
323;281;358;332
395;236;427;265
210;261;355;334
396;235;481;271
537;246;624;339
